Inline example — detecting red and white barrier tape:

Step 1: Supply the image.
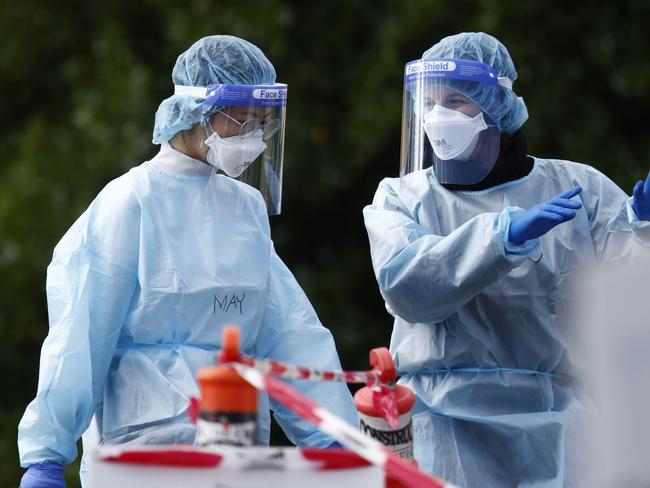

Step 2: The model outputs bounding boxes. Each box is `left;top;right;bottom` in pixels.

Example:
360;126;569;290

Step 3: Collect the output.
222;357;400;428
231;356;389;386
231;363;457;488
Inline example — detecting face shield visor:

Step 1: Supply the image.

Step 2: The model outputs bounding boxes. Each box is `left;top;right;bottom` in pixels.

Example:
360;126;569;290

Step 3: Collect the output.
175;83;287;215
400;59;510;185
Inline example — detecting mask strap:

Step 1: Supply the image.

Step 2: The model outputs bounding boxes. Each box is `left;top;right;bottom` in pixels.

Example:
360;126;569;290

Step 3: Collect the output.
201;115;216;139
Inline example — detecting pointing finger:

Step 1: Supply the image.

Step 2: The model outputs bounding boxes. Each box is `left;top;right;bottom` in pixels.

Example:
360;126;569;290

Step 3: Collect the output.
556;186;582;200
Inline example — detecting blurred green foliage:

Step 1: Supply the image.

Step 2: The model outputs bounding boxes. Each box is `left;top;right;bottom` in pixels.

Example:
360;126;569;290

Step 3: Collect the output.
2;0;650;485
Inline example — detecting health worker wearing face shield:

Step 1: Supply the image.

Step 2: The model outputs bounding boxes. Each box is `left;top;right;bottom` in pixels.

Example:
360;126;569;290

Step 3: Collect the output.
18;35;358;488
363;32;650;487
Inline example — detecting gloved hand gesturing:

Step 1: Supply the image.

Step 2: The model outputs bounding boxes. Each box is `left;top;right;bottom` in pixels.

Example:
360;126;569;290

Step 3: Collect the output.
508;186;583;245
20;462;65;488
632;170;650;221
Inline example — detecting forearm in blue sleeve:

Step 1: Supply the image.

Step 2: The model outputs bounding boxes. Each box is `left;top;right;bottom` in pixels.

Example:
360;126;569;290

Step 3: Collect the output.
18;249;136;466
365;195;537;323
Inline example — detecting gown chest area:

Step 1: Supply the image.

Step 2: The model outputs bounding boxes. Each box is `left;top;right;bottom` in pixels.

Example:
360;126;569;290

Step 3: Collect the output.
121;174;272;349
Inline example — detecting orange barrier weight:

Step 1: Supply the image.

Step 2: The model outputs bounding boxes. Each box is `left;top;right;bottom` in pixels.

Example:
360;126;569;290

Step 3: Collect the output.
195;326;257;447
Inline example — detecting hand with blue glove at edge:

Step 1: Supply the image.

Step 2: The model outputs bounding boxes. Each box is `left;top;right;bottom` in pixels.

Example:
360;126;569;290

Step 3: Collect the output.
632;170;650;221
20;461;65;488
508;186;583;245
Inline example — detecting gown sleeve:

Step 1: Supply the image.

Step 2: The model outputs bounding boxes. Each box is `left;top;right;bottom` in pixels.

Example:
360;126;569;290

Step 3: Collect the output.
363;177;539;324
18;178;140;466
579;166;650;261
254;249;359;447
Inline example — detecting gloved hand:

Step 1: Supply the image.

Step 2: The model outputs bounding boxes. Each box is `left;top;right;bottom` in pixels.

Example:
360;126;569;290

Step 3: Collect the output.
508;186;582;245
632;170;650;221
20;462;65;488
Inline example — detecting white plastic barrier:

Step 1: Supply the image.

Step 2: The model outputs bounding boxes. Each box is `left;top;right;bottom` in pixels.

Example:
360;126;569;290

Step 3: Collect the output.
89;445;384;488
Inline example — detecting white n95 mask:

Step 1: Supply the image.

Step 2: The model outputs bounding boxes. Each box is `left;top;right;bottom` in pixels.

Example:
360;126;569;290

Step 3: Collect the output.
204;129;267;178
423;105;488;161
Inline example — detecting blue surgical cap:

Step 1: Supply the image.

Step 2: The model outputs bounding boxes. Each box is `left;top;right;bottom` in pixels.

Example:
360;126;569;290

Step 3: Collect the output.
152;35;276;144
423;32;528;135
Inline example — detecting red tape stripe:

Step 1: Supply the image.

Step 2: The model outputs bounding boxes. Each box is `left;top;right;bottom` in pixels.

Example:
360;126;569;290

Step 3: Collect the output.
301;448;372;470
104;450;223;468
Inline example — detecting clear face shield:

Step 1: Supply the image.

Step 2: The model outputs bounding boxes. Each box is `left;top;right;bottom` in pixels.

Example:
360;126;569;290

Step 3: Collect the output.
400;59;509;186
174;83;287;215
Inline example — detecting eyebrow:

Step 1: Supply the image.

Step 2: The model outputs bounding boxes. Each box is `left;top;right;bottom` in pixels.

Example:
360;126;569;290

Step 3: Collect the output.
423;94;469;105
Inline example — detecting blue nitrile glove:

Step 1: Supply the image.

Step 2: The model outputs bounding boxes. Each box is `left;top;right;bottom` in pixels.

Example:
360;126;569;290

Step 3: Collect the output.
327;441;344;448
20;462;65;488
632;170;650;221
508;186;583;245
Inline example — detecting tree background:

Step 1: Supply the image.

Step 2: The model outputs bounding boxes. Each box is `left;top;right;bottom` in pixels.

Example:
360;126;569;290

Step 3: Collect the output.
2;0;649;485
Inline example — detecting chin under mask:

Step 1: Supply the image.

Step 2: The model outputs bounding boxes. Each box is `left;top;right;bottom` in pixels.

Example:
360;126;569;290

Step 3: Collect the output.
204;129;267;178
423;105;488;161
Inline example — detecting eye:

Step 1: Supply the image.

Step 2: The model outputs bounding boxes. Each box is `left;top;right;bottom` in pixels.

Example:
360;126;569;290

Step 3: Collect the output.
447;97;466;107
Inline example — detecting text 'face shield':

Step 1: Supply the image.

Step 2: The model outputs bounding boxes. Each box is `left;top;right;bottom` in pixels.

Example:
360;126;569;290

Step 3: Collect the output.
175;83;287;215
400;59;504;185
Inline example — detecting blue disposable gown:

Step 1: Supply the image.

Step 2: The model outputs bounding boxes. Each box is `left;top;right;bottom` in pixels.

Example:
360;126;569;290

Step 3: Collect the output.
18;143;358;483
363;158;650;487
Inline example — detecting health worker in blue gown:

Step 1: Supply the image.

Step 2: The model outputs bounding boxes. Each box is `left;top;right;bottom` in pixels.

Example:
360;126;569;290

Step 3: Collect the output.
18;35;358;488
364;32;650;487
